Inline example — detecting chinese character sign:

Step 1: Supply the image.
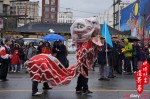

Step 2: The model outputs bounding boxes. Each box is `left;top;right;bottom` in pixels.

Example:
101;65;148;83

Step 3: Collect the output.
135;61;149;94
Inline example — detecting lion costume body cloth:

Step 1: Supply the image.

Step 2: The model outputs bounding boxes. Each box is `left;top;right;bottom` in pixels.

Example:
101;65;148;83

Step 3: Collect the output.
26;17;102;86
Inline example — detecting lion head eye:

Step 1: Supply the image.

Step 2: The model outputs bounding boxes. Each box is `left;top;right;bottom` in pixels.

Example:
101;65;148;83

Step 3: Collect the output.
75;23;85;29
87;26;92;30
92;22;97;25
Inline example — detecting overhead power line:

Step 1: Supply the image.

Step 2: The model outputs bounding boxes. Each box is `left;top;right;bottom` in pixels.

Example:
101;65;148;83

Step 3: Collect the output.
58;11;94;18
60;6;100;15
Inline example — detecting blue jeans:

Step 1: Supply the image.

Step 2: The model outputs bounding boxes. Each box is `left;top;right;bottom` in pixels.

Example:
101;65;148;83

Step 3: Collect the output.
108;65;113;76
11;64;20;72
99;64;109;78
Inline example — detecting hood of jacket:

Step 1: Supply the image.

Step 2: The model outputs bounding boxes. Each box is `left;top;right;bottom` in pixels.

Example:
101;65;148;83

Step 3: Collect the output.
124;39;129;45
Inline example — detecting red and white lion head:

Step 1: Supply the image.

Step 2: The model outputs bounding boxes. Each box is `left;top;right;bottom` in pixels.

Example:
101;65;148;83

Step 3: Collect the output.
70;17;102;46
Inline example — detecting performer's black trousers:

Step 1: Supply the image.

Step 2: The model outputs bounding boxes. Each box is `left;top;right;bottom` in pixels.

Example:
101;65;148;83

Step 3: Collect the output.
76;66;88;92
0;60;9;80
32;81;38;94
32;81;50;94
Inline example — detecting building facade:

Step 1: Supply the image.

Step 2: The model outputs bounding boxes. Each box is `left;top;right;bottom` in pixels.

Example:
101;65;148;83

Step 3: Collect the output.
41;0;58;23
99;1;132;30
57;8;73;23
10;1;40;27
0;0;31;38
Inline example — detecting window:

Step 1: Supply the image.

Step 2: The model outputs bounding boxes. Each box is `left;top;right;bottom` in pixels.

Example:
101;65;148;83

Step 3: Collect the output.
51;14;55;19
51;0;55;5
51;7;55;12
45;7;49;12
45;0;49;4
45;14;49;18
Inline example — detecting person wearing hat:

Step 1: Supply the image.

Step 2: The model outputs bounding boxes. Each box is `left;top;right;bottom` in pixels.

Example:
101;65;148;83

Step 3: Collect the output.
97;42;110;81
0;39;11;81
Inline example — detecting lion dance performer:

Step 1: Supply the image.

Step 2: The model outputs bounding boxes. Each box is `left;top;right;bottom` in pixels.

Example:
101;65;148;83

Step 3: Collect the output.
25;17;102;96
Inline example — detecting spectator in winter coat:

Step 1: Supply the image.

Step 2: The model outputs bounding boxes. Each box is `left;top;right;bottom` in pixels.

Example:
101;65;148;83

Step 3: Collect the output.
11;50;21;72
52;41;59;57
42;42;52;55
55;41;68;68
97;42;110;81
132;41;140;72
37;41;44;54
26;42;36;60
138;46;146;69
123;38;133;74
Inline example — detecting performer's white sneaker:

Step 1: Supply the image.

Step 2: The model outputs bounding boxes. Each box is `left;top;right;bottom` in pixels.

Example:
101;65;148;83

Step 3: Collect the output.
82;90;93;95
76;90;82;94
32;92;42;96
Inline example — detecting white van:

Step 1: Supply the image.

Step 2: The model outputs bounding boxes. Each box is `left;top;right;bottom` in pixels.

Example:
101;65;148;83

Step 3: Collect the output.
23;38;42;48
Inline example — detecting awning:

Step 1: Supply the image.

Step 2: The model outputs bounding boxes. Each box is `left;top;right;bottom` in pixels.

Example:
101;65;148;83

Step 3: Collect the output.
13;22;130;35
14;23;72;33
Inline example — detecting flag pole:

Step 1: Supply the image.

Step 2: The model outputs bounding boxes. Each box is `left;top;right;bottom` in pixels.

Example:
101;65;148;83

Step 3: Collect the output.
105;22;109;67
106;40;109;67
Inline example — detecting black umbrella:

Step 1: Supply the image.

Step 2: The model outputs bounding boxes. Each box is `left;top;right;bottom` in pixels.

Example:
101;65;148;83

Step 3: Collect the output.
127;36;140;42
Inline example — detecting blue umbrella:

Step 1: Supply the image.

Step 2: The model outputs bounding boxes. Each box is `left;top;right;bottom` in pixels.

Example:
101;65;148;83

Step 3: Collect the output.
42;34;66;41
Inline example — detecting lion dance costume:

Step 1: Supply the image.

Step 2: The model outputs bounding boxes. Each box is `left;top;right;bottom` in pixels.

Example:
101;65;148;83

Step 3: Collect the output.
25;17;102;86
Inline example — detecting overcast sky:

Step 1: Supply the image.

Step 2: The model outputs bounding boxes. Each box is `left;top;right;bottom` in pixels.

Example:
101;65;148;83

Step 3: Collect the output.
30;0;135;19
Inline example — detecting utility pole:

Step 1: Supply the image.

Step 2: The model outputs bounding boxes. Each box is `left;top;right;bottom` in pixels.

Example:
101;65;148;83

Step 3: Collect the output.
113;0;121;30
24;1;28;24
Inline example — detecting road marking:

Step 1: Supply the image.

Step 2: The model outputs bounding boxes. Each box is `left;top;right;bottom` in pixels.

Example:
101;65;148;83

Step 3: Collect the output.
0;89;150;93
0;90;32;92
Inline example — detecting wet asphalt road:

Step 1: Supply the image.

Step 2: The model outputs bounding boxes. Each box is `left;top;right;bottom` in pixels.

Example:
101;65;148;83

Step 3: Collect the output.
0;54;150;99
